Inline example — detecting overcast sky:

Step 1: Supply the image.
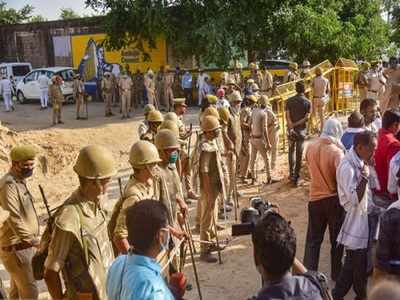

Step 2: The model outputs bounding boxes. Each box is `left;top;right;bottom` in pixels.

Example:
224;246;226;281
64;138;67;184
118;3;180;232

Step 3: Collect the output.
6;0;98;20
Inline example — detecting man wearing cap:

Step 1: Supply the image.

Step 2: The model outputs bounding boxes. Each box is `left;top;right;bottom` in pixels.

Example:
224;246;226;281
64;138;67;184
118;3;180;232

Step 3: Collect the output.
144;69;157;108
133;69;144;108
312;67;330;132
239;94;257;182
197;116;226;262
138;104;156;139
284;63;300;83
0;145;40;299
368;62;386;101
73;74;86;120
357;62;370;101
119;71;134;119
260;66;274;97
181;69;193;105
44;145;116;300
141;110;164;143
164;65;175;112
216;88;230;109
49;75;65;125
249;63;263;87
227;91;243;202
102;72;114;117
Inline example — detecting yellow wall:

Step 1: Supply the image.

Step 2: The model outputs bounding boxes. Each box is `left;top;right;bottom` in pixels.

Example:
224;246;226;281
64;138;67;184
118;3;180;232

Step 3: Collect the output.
71;33;167;72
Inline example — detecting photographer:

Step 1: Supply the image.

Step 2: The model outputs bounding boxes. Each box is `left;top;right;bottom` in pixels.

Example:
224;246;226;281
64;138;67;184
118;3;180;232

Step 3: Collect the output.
252;212;325;299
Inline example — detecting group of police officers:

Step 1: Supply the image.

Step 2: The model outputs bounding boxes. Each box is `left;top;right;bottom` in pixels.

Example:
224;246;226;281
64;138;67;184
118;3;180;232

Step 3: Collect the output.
0;59;330;299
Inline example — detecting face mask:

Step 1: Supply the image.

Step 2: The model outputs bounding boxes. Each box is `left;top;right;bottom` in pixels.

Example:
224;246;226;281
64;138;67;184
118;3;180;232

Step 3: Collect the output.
21;168;33;178
169;150;179;164
160;228;170;252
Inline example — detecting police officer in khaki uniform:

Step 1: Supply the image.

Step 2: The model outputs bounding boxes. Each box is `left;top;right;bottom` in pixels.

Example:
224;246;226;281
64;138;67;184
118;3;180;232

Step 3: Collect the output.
133;69;144;107
249;63;263;87
262;95;280;171
49;75;65;125
357;62;370;101
73;74;85;120
312;67;330;132
284;63;300;83
260;66;274;96
141;110;164;143
102;72;114;117
239;94;257;182
138;104;156;139
227;91;242;202
119;72;133;119
43;145;116;300
164;65;175;112
198;116;226;263
249;95;273;184
0;145;39;300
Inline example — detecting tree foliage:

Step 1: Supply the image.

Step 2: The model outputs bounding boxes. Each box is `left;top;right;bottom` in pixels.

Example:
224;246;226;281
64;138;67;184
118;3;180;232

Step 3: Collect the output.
59;8;80;20
85;0;390;66
30;15;47;23
0;0;33;25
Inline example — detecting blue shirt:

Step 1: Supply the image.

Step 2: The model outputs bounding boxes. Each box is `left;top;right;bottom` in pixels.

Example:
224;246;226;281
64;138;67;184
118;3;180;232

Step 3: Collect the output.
181;72;192;89
107;254;175;300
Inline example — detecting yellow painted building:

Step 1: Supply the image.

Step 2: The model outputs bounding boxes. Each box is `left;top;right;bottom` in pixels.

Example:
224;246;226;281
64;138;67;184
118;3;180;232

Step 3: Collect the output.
71;33;167;73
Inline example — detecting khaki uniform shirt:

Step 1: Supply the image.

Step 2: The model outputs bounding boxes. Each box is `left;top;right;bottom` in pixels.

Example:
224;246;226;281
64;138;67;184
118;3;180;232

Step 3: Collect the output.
199;139;224;195
45;189;114;300
49;84;64;104
73;79;84;97
261;71;274;91
0;173;39;247
119;76;133;92
312;76;330;98
101;78;113;93
141;129;157;144
240;107;252;140
228;107;243;153
250;107;268;139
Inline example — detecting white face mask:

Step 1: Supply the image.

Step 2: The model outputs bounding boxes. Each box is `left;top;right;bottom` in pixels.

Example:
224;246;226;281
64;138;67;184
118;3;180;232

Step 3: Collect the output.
160;228;170;252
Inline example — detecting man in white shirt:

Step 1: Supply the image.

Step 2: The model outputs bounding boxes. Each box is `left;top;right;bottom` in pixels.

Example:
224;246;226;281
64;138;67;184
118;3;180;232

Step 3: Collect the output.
38;71;50;109
0;76;13;112
196;69;209;106
333;131;377;300
312;67;330;132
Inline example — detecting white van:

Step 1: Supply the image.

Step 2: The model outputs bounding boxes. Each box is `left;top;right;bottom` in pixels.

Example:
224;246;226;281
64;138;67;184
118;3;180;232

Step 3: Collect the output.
0;62;32;83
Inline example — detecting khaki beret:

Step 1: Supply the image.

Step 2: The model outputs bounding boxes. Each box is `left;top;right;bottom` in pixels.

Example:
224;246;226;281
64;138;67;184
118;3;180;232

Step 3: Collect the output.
10;145;38;162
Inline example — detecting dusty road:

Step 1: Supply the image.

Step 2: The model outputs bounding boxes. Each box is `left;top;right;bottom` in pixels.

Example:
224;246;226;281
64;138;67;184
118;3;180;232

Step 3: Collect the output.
0;101;354;299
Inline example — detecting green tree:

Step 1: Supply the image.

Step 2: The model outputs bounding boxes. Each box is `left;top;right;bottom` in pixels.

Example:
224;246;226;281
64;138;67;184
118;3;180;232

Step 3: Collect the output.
0;0;33;24
85;0;390;66
59;8;80;20
30;15;47;22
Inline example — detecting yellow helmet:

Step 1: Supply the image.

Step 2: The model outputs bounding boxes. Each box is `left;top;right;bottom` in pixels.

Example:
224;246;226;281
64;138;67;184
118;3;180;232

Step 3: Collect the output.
147;110;164;123
73;145;116;179
206;94;218;104
159;120;179;137
201;115;220;132
247;95;258;103
144;104;156;114
290;63;298;70
10;145;38;162
129;140;161;169
155;129;180;150
315;67;323;76
203;106;220;119
164;112;179;124
258;95;269;106
218;106;231;125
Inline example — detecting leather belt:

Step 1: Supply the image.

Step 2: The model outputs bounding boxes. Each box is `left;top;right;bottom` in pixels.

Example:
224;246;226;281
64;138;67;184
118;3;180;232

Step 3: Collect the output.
251;135;263;139
368;90;378;93
2;242;32;252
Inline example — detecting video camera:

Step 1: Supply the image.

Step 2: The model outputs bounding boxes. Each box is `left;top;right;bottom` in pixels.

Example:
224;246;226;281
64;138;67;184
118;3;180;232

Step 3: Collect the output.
231;196;277;236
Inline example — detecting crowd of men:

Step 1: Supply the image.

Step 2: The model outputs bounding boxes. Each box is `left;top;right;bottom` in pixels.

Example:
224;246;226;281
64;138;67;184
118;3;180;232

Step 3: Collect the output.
2;58;400;300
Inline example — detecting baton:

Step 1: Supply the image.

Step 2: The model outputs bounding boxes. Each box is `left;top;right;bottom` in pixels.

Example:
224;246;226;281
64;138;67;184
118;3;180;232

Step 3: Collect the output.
233;155;239;221
39;185;52;218
187;123;193;153
182;219;203;300
118;178;123;198
212;215;222;264
184;218;197;255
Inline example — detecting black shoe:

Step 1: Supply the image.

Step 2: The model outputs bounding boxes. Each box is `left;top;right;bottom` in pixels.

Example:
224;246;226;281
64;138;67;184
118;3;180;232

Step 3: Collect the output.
76;116;80;120
220;206;232;213
200;252;218;263
58;121;64;124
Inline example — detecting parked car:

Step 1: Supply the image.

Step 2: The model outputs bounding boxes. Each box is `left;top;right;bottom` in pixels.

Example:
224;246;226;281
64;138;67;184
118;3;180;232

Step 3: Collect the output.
0;62;32;83
16;67;75;104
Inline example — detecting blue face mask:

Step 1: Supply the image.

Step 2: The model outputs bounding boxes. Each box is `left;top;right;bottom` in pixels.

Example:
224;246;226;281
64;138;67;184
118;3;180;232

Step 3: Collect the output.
169;151;179;164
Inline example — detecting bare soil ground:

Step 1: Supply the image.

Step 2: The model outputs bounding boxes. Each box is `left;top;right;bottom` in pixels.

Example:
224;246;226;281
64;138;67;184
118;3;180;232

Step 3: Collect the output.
0;102;353;299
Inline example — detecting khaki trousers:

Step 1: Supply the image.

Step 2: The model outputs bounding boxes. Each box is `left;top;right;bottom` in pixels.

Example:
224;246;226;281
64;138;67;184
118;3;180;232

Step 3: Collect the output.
104;92;113;115
199;189;220;253
0;247;39;299
249;138;271;180
121;91;131;117
52;103;62;124
239;132;251;178
268;128;279;170
312;97;325;132
226;152;237;201
75;94;84;118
